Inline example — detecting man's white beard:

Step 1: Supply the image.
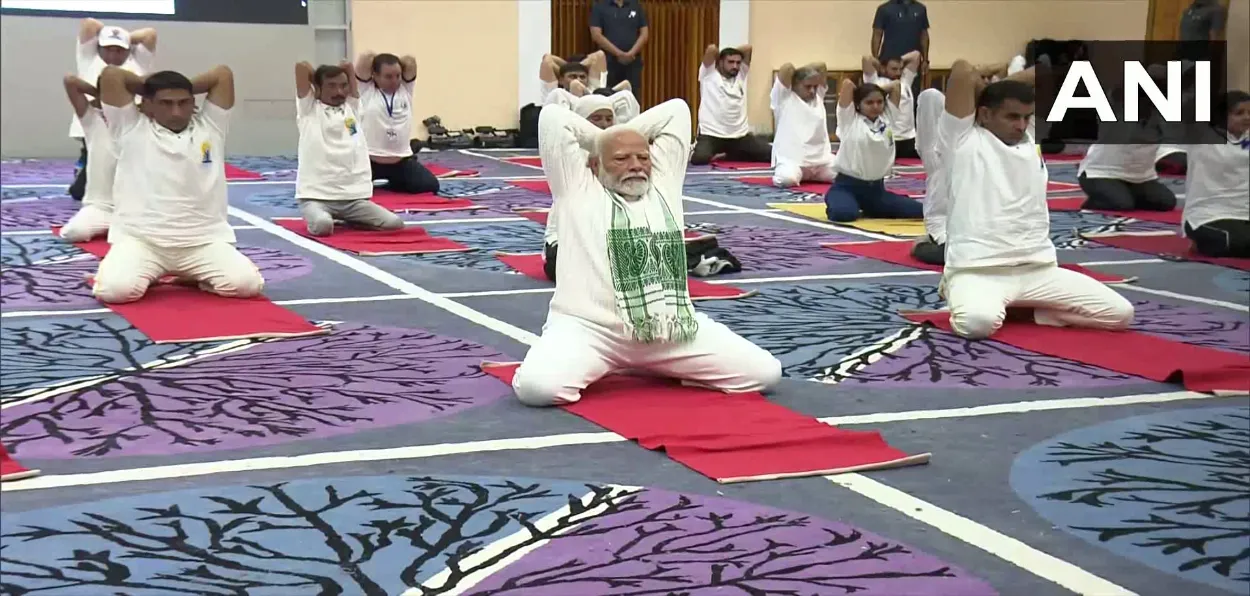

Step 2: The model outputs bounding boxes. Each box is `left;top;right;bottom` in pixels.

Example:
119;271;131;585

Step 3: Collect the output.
599;170;652;200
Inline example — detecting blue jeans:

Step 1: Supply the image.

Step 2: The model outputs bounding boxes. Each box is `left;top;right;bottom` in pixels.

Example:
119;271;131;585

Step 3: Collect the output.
824;173;923;222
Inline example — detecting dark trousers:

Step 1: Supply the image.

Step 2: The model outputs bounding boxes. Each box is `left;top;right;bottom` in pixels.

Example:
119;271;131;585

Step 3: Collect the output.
1186;220;1250;258
1078;174;1177;212
911;236;945;265
606;57;642;99
68;140;87;201
543;242;558;282
1156;152;1187;176
823;173;923;222
690;134;772;165
370;156;440;194
895;137;919;160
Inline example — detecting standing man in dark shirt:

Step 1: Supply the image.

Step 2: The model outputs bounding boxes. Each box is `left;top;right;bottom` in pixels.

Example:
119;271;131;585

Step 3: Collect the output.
590;0;649;100
1179;0;1227;41
871;0;929;99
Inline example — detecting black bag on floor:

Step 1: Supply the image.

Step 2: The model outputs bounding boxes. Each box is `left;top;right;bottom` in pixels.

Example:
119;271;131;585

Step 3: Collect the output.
474;126;518;149
685;236;743;277
518;103;541;149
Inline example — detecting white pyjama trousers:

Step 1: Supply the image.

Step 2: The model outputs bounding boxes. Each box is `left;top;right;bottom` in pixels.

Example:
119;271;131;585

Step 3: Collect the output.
93;238;265;304
511;312;783;406
772;162;836;188
59;204;112;242
944;264;1135;339
298;198;405;237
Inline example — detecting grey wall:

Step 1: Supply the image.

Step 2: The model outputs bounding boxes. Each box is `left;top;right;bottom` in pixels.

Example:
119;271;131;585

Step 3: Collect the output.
0;15;314;158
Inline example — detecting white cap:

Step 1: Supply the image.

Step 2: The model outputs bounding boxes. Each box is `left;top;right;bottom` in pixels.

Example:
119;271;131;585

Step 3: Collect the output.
574;94;614;119
98;26;131;49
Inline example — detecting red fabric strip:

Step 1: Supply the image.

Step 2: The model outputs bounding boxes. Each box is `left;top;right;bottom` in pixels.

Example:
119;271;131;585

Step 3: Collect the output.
505;156;544;168
493;252;752;300
274;219;470;255
509;179;552;194
825;240;1130;283
904;312;1250;393
0;444;39;482
481;363;929;482
224;164;264;181
370;190;481;212
711;160;771;170
106;285;326;343
513;209;549;226
425;164;480;178
1089;233;1250;271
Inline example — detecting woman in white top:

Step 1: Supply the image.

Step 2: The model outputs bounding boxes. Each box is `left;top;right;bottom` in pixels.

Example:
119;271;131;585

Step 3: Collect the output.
911;87;948;264
294;61;404;237
59;75;115;243
353;52;440;195
769;62;834;187
1183;91;1250;258
862;52;921;159
824;79;923;222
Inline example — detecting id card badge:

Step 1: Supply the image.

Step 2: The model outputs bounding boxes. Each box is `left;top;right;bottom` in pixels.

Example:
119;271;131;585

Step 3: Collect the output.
386;128;398;141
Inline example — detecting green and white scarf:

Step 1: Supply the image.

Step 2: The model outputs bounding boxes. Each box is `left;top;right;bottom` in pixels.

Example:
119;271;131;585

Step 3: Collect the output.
605;189;699;344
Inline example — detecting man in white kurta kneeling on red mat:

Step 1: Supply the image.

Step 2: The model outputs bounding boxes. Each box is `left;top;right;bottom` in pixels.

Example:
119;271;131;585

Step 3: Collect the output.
511;98;782;406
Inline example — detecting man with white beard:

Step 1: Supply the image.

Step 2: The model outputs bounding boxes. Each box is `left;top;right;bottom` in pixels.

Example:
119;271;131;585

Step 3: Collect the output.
509;98;782;406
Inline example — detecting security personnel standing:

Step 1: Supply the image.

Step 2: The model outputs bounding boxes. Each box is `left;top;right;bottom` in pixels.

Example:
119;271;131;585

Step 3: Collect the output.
590;0;650;100
871;0;929;100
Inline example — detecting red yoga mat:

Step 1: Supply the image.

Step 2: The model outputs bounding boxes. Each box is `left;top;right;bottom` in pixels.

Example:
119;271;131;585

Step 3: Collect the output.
0;444;38;482
370;190;483;212
1088;233;1250;271
509;179;552;194
505;156;544;168
482;362;930;482
1092;209;1183;225
737;176;831;194
51;226;108;257
274;218;472;256
224;163;264;181
494;252;753;300
711;160;772;170
425;164;480;178
824;240;1132;283
905;312;1250;393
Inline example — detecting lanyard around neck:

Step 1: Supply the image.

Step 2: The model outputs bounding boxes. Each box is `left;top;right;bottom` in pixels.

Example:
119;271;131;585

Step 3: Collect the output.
380;90;396;118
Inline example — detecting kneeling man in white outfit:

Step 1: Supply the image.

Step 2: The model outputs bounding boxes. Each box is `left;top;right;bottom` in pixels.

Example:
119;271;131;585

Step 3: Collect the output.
511;98;782;406
92;65;264;304
939;59;1134;339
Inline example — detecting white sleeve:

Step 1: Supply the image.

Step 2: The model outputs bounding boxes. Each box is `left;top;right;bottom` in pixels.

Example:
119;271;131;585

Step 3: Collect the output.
400;78;416;98
835;102;858;139
938;111;975;150
296;93;317;118
130;45;156;73
624;99;691;208
346;96;361;113
79;108;108;142
544;88;577;109
102;102;143;143
198;100;232;137
76;39;97;76
1007;55;1027;76
610;90;640;123
698;63;715;81
901;68;918;89
862;71;877;86
538;103;600;199
770;76;790;113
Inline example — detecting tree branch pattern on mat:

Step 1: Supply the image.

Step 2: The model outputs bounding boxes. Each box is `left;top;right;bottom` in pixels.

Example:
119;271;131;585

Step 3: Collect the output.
1012;407;1250;592
395;223;547;273
694;283;1137;388
0;323;508;458
0;475;997;596
0;198;81;232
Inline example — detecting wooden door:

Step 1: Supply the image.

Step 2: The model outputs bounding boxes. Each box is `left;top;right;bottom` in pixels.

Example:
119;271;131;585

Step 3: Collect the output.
1147;0;1193;39
552;0;719;129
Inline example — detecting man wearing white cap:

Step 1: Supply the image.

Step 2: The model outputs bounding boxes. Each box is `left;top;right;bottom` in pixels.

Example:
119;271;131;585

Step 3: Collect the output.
67;18;157;202
536;89;639;281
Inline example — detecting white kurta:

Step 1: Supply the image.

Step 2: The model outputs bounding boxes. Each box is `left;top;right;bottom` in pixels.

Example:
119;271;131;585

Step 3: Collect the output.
915;88;948;243
60;108;116;242
510;100;781;406
1182;133;1250;231
769;76;834;187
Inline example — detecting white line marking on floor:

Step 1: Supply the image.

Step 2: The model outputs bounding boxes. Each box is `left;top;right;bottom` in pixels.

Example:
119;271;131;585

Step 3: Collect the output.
1119;285;1248;312
3;390;1236;493
829;474;1138;596
226;206;540;345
